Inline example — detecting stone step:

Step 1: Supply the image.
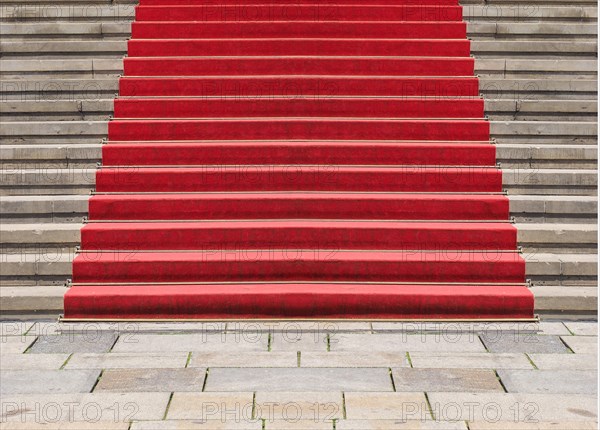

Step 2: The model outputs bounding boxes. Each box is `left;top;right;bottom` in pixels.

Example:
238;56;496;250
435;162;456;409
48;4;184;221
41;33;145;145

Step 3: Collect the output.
2;250;595;286
0;79;119;100
490;121;597;145
0;22;129;38
487;100;597;121
0;59;122;79
532;285;598;318
510;195;597;223
2;195;596;224
479;78;597;100
468;22;597;38
475;59;597;77
0;195;88;223
526;253;598;286
0;143;100;167
2;40;596;59
496;144;597;168
0;5;135;21
1;222;595;252
0;100;112;121
0;285;596;319
0;167;596;195
0;121;107;145
463;5;598;21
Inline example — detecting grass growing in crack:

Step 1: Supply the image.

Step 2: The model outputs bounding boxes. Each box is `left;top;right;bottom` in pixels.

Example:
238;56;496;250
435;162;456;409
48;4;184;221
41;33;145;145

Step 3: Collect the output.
60;353;73;370
423;392;435;420
524;353;538;369
185;352;192;368
405;351;413;368
341;392;347;420
297;351;301;367
90;370;104;392
162;392;174;420
251;392;256;420
388;367;397;392
202;368;209;391
494;369;509;393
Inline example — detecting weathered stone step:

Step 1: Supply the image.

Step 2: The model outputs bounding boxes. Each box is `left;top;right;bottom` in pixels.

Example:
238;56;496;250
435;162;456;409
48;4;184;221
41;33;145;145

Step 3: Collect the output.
0;195;88;223
0;59;122;79
464;5;597;21
486;100;597;121
0;5;135;21
0;168;95;195
479;78;597;100
1;285;596;319
0;100;112;121
526;253;598;286
0;79;119;100
475;59;597;76
510;195;597;223
0;40;127;57
0;121;107;145
2;250;595;287
497;144;597;169
0;144;100;167
2;195;596;224
468;22;597;38
471;40;597;58
532;285;597;318
490;121;598;144
503;168;597;195
0;22;129;38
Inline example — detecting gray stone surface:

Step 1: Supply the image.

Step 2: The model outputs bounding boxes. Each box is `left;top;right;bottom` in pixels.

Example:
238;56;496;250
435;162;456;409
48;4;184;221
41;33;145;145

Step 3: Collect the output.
0;392;170;423
94;368;207;392
427;393;598;422
344;392;429;420
0;336;36;354
392;368;504;393
561;336;598;354
337;421;467;429
268;332;328;352
528;353;598;370
0;322;34;336
301;352;410;368
111;334;266;353
131;421;262;430
330;334;486;353
205;368;393;392
0;369;100;395
28;332;118;354
255;391;343;422
166;392;254;420
564;322;598;336
497;370;597;395
1;423;130;430
480;334;570;354
0;353;69;370
189;352;297;367
409;352;533;369
65;352;189;369
469;422;599;430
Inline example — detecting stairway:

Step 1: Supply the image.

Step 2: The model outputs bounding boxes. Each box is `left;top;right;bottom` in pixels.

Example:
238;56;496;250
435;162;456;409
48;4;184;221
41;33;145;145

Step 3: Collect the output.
58;0;535;320
1;0;596;319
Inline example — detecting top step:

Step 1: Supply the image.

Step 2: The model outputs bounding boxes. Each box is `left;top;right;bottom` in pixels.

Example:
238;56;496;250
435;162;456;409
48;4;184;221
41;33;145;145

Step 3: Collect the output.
138;0;460;5
134;5;464;22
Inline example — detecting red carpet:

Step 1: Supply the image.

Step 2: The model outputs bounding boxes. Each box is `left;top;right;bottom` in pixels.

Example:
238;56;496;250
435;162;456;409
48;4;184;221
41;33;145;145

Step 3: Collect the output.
64;0;534;320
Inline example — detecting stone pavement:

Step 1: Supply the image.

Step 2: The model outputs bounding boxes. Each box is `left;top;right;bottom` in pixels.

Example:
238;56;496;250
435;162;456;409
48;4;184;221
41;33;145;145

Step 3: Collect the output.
0;320;597;429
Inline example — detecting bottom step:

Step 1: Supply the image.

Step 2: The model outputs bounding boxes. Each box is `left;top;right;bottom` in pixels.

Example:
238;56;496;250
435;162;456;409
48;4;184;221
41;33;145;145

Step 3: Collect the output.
63;284;534;320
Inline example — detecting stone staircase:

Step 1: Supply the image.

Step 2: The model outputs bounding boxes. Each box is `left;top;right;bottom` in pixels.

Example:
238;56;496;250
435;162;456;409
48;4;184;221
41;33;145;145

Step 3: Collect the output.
0;0;597;318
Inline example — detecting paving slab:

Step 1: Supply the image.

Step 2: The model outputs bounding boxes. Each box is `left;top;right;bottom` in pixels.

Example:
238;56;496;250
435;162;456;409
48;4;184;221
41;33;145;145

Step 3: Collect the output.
468;422;599;429
392;368;504;393
0;322;34;336
131;421;262;430
166;392;255;420
0;336;36;354
111;333;266;353
564;322;598;336
560;336;598;354
427;393;598;422
0;353;69;370
263;421;333;429
300;352;410;368
58;322;226;334
344;392;429;420
268;332;328;352
65;352;189;369
537;322;572;336
189;352;297;367
498;369;597;394
528;353;598;370
409;352;533;370
94;368;207;392
225;321;371;333
0;423;130;430
27;332;118;354
255;391;342;422
337;420;467;429
480;334;570;354
371;322;540;333
0;392;170;422
205;368;393;392
330;334;486;353
0;369;100;395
